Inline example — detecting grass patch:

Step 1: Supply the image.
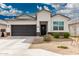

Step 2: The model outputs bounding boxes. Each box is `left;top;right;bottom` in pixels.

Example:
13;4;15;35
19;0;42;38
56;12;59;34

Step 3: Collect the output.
57;45;68;49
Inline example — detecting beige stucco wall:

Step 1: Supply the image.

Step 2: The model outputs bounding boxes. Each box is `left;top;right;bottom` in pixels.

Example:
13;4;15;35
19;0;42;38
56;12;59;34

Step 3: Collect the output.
0;25;7;29
6;20;37;36
0;20;7;29
51;15;69;32
6;20;36;25
16;15;34;20
37;11;70;33
36;10;51;33
69;23;79;36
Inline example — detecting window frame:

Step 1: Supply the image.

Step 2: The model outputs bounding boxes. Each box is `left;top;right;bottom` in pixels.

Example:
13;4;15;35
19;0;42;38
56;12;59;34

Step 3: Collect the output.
53;21;64;30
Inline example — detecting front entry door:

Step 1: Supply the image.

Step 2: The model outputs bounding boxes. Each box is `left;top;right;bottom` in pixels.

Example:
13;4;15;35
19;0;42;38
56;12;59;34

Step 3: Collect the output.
40;25;47;35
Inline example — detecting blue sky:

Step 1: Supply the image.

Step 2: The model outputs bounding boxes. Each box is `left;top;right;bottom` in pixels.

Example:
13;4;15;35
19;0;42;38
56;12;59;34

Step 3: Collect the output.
5;3;58;13
0;3;79;20
0;3;67;19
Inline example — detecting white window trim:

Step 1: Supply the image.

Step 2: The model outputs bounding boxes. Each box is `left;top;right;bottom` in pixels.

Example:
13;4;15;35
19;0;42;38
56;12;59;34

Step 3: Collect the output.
53;21;64;31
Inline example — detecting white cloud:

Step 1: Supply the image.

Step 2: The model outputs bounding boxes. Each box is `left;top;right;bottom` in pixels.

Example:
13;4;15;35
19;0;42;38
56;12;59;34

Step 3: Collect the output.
8;5;12;9
37;5;42;10
39;7;42;10
57;9;72;14
43;6;49;11
51;3;60;9
44;3;79;19
26;11;29;13
0;3;22;16
0;10;9;15
44;3;60;9
65;3;74;9
69;4;79;8
0;3;7;8
37;5;39;9
56;3;79;19
0;3;13;9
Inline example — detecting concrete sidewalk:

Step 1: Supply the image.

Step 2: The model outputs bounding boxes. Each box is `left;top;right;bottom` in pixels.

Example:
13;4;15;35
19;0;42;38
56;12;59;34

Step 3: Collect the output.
24;49;61;56
0;49;61;56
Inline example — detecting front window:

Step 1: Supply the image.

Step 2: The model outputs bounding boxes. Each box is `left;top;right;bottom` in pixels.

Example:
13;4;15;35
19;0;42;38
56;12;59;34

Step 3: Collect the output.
53;21;64;30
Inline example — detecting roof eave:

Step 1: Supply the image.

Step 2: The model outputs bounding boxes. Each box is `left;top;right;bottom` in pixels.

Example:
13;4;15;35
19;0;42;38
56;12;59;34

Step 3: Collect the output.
52;14;71;21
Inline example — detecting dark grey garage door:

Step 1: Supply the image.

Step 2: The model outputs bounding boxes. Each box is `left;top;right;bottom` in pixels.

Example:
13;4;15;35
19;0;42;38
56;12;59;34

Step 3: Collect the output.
11;25;36;36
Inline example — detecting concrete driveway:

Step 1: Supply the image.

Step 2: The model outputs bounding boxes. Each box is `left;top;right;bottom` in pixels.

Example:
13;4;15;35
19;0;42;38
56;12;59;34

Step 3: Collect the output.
0;36;34;56
0;36;61;56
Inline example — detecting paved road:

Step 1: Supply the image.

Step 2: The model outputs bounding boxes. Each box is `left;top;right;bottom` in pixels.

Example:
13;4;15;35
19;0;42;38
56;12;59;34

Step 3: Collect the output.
0;36;61;56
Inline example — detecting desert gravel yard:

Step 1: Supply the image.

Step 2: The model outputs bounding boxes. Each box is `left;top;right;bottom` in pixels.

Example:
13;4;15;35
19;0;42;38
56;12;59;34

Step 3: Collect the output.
30;38;79;55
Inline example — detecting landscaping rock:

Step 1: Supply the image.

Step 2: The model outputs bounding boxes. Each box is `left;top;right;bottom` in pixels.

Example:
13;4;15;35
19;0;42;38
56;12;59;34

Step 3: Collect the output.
32;37;44;44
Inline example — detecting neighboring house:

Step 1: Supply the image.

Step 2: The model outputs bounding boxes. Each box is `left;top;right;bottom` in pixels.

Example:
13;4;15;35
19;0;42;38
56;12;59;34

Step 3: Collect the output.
69;19;79;36
0;20;7;36
0;10;70;36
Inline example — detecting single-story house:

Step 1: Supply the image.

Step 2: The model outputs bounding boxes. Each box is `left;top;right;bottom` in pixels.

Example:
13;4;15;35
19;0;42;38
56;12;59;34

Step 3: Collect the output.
0;9;70;36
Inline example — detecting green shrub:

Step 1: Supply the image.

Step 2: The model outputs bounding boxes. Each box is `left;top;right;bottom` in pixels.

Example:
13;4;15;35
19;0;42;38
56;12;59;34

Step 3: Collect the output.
53;32;59;38
43;34;52;42
57;45;68;49
64;32;70;38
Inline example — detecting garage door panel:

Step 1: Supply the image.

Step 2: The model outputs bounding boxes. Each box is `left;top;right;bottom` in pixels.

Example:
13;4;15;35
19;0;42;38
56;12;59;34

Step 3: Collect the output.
11;25;36;36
